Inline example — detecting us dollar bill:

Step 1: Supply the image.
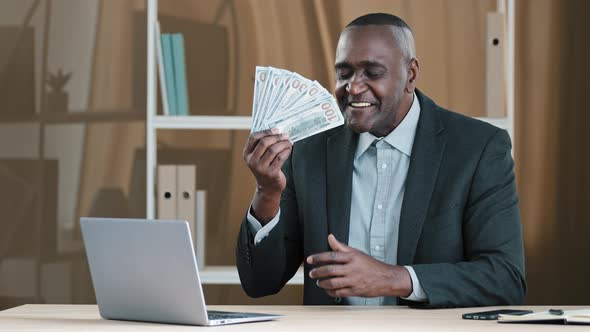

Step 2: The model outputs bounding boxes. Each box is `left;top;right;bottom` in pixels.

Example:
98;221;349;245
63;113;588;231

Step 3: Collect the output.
266;97;344;142
251;66;344;139
252;66;269;132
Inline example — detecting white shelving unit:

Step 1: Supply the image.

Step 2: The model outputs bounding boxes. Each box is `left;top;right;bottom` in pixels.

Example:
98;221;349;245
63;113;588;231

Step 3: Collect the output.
145;0;302;285
144;0;514;285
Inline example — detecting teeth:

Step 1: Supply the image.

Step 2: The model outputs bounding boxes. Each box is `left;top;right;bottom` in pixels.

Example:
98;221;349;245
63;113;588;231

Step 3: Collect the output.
350;102;372;107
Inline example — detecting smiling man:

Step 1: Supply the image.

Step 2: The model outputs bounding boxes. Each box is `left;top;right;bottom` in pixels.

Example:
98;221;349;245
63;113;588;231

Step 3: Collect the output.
237;13;526;307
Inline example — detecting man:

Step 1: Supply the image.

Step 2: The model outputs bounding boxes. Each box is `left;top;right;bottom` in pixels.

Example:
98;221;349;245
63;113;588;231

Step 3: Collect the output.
237;13;526;307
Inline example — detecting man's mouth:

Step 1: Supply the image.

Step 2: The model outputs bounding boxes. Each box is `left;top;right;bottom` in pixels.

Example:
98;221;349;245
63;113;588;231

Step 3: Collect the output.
347;101;376;109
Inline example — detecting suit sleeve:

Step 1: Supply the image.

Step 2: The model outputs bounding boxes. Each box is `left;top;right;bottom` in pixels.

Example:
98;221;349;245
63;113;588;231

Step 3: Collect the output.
410;129;527;308
235;154;303;297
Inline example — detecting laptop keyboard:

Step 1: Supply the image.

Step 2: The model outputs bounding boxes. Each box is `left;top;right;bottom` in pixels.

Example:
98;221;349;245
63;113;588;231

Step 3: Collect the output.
207;310;252;320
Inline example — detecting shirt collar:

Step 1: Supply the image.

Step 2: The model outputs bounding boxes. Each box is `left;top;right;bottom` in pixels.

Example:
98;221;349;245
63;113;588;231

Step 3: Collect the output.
355;92;421;159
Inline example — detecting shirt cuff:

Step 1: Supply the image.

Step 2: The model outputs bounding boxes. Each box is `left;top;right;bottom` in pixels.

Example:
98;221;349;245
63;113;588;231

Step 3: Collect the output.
401;266;428;302
246;204;281;245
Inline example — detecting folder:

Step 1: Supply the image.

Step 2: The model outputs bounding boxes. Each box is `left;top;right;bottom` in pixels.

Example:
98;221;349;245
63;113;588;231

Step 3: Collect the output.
171;33;190;116
486;12;505;118
176;165;196;249
195;190;207;270
157;165;176;220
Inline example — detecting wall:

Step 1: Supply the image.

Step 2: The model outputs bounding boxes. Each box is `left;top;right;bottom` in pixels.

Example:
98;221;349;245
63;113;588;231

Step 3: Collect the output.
0;0;588;308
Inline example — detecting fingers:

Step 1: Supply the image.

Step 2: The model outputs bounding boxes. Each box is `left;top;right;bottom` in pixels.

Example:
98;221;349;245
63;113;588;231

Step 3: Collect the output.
268;145;292;171
248;133;291;162
309;264;347;279
316;277;350;290
328;234;352;252
260;139;292;168
306;250;351;265
243;129;292;176
244;128;278;155
306;235;354;265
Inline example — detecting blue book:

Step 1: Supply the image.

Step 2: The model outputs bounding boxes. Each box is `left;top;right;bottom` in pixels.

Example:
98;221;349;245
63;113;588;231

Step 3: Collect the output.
161;34;177;115
171;34;190;116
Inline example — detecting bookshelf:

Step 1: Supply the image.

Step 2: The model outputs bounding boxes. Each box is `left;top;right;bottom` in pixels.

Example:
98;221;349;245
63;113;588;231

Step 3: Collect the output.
144;0;515;285
145;0;300;285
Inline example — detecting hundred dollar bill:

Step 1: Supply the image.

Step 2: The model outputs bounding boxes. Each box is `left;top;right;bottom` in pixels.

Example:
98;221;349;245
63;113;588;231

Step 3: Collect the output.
260;71;309;127
262;69;289;123
254;67;281;131
264;71;293;122
281;80;326;112
276;72;312;112
253;67;277;131
266;97;344;142
251;66;269;132
275;86;333;122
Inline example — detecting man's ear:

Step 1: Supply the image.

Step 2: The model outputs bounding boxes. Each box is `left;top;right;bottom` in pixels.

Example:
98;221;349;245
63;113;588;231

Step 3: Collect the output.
406;58;420;93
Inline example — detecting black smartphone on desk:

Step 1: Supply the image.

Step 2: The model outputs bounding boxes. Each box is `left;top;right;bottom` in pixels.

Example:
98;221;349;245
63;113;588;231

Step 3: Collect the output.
462;309;533;320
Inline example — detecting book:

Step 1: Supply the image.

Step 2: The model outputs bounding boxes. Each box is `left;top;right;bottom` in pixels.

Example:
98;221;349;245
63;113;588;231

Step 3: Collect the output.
161;34;177;115
171;33;190;116
498;309;590;325
155;22;170;116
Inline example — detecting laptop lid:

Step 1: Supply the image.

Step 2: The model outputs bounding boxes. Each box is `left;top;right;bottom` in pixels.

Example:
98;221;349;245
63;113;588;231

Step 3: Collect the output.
81;217;212;325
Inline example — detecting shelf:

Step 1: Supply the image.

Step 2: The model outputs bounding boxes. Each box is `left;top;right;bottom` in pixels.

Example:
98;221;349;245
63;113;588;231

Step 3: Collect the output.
199;265;304;285
40;111;144;124
0;114;38;123
0;111;144;124
153;115;251;130
153;115;506;131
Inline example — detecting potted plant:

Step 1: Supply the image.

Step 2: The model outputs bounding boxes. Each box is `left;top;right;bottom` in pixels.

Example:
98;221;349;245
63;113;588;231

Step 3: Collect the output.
46;69;71;113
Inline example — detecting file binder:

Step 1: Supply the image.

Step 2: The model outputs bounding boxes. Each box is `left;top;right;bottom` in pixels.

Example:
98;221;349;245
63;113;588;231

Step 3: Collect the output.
157;165;176;220
195;190;207;270
176;165;196;250
486;12;505;118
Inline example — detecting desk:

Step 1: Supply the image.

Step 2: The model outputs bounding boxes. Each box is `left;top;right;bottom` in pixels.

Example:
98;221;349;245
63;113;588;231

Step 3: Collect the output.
0;305;586;331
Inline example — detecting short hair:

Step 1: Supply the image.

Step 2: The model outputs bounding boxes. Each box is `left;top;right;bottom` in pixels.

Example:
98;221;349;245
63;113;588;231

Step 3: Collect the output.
344;13;416;61
345;13;412;32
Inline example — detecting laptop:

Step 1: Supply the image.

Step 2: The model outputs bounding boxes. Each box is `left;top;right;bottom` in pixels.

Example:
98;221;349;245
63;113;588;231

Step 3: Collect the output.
80;217;281;326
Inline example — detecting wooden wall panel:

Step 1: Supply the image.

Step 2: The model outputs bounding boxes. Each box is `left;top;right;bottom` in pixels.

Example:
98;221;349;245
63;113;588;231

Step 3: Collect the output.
337;0;495;117
19;0;587;308
516;0;590;305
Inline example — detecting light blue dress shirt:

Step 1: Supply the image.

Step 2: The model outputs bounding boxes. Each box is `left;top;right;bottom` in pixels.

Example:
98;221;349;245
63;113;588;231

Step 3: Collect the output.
248;93;427;304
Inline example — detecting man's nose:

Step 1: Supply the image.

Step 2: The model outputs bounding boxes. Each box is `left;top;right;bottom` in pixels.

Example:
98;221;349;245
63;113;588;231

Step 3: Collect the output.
346;76;368;95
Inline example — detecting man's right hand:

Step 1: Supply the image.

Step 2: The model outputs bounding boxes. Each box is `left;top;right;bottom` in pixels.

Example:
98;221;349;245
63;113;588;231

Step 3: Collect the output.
243;128;293;224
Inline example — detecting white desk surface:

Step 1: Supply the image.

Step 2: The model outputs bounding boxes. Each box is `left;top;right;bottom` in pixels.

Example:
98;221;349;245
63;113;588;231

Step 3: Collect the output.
0;305;586;331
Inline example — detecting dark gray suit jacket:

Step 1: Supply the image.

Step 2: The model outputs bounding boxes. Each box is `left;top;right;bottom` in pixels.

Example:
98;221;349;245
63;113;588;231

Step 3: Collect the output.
236;91;526;307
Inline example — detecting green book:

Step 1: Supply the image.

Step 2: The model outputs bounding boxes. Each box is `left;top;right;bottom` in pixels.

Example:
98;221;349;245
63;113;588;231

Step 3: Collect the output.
171;34;190;116
161;34;177;115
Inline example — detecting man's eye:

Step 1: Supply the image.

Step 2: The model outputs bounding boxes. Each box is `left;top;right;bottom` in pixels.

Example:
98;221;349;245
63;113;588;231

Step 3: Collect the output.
366;70;384;78
336;70;352;80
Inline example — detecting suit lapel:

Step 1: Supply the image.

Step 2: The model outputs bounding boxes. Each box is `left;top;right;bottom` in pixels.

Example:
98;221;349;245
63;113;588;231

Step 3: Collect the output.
397;92;446;266
326;126;357;245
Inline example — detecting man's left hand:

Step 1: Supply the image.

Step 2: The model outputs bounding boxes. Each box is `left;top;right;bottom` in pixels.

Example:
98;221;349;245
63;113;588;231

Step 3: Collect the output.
306;234;413;298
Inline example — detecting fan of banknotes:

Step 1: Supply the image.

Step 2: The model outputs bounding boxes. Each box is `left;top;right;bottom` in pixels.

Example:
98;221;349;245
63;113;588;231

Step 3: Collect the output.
251;66;344;142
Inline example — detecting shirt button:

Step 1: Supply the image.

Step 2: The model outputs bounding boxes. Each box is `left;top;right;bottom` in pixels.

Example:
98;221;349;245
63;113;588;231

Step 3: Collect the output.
377;204;383;210
375;245;380;250
381;163;387;169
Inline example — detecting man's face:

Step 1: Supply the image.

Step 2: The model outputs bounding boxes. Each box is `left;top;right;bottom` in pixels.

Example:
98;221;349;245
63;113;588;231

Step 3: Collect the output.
334;25;412;136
